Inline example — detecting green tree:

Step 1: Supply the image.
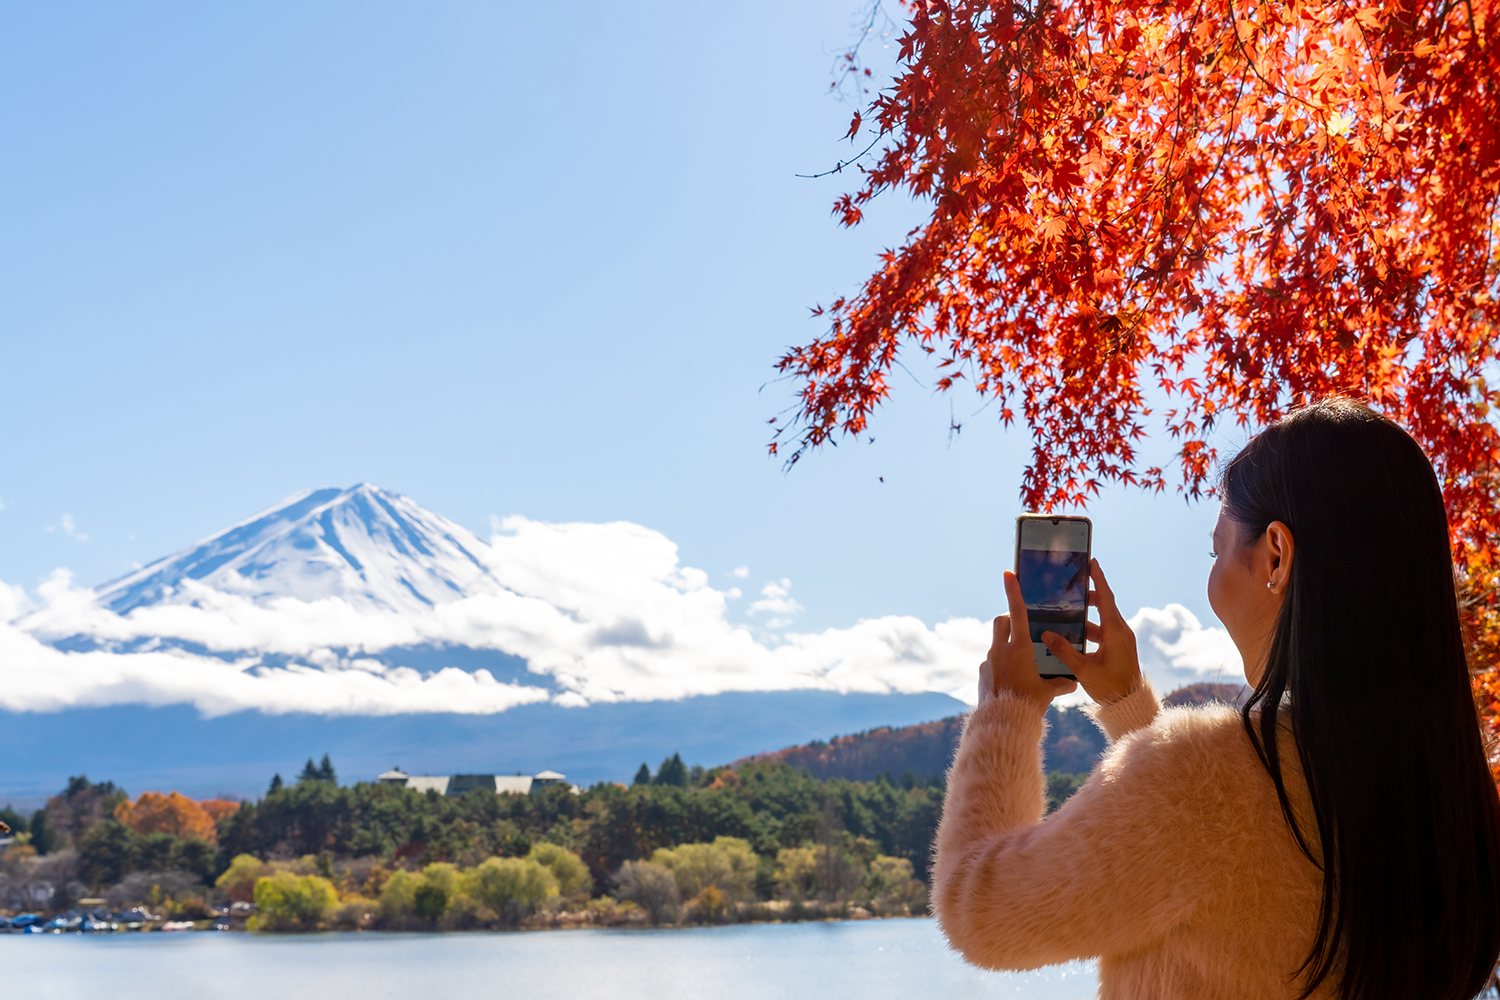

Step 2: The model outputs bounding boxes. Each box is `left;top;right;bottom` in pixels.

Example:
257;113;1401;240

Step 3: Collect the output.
268;774;283;794
864;855;913;896
420;862;462;899
633;763;651;786
250;872;338;931
30;808;52;854
166;836;219;884
467;857;558;924
1046;773;1088;814
774;846;817;901
77;818;137;887
0;805;28;836
652;837;757;903
654;754;689;789
317;754;337;783
861;855;927;916
379;869;419;923
527;843;593;899
413;883;448;923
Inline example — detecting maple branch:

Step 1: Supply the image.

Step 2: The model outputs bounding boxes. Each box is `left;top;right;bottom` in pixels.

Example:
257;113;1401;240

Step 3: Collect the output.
828;0;900;105
795;129;891;180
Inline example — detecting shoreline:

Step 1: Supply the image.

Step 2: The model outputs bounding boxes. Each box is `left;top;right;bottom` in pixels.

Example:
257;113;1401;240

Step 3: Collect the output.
0;907;931;936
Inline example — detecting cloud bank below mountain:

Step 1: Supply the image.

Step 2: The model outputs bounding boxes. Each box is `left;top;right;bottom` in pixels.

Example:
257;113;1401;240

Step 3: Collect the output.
1;513;1242;716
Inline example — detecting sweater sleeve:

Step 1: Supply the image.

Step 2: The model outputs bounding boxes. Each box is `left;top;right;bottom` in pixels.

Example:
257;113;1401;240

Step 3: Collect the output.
1090;680;1161;742
932;691;1231;970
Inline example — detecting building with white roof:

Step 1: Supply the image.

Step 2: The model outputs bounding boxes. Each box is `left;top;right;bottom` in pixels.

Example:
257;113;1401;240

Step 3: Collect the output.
376;769;571;796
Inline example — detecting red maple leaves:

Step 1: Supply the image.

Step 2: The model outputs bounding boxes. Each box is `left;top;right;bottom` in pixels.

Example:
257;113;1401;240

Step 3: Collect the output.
776;0;1500;687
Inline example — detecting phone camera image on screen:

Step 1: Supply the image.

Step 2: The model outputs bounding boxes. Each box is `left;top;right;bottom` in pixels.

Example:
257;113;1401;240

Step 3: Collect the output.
1016;517;1091;661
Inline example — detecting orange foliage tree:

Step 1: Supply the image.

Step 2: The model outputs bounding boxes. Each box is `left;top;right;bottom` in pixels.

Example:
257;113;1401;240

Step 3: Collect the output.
200;799;242;825
114;791;219;843
777;1;1499;744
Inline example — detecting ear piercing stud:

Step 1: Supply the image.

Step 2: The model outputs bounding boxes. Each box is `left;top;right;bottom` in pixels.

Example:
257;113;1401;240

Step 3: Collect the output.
1266;581;1274;590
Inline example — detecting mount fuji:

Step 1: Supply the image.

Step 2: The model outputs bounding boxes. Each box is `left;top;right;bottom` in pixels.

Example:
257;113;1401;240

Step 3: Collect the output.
0;485;978;803
95;485;504;617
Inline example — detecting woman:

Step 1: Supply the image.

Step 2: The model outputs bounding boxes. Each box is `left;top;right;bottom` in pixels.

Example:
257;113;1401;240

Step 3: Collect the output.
933;399;1500;999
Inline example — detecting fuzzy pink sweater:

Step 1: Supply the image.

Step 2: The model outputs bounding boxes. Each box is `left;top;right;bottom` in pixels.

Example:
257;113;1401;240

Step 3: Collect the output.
933;682;1329;999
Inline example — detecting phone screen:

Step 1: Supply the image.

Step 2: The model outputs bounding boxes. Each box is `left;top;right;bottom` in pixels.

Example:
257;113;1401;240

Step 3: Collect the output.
1014;516;1092;677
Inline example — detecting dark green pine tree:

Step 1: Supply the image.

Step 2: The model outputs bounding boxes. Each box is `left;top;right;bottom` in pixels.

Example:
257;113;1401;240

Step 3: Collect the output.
268;773;284;794
30;809;52;855
297;758;320;783
316;754;337;784
632;763;651;786
654;753;689;789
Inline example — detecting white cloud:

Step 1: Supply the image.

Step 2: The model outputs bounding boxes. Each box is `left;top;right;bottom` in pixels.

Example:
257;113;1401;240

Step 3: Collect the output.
1127;604;1244;691
0;513;1238;717
48;513;88;542
0;621;551;716
732;566;749;578
749;579;802;619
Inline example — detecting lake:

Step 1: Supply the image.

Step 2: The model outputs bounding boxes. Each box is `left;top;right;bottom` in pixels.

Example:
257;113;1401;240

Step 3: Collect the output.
3;918;1099;999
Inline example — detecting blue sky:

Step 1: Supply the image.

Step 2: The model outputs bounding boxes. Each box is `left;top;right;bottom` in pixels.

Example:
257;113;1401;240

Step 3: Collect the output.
0;0;1236;646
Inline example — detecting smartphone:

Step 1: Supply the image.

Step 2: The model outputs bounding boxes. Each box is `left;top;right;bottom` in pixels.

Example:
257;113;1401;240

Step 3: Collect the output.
1013;514;1093;680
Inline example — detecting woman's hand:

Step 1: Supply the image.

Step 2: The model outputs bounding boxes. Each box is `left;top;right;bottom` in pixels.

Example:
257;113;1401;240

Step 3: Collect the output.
979;570;1079;710
1040;559;1142;705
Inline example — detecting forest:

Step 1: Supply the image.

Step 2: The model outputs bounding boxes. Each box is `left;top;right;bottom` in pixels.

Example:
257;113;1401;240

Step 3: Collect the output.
3;689;1229;930
0;753;1093;929
0;694;1247;929
0;754;963;928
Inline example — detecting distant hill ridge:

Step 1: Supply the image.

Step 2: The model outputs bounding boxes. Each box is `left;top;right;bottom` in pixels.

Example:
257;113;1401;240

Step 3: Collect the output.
734;683;1249;782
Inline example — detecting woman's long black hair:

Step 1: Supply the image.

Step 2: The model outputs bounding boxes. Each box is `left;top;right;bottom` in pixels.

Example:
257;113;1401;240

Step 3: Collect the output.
1223;398;1500;1000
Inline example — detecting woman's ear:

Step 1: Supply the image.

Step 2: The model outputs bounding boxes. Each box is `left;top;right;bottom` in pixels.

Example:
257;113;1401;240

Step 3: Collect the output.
1263;521;1295;594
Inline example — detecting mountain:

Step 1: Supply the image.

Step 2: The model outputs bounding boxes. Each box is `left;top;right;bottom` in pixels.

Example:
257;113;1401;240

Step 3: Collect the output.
0;689;968;808
734;703;1107;783
1;484;977;805
1160;682;1251;708
94;484;503;617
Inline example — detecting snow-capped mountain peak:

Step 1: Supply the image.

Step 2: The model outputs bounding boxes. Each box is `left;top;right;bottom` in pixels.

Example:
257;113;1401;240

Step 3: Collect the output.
94;483;501;615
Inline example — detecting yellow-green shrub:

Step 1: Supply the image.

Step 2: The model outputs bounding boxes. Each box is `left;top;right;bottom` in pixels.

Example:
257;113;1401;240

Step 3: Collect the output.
467;856;558;923
652;837;756;903
378;869;419;923
527;843;593;899
215;854;268;903
249;872;338;931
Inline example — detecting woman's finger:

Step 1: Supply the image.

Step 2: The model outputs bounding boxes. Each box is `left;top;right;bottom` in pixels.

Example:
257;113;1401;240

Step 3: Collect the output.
1091;560;1126;626
1041;631;1088;675
1002;571;1031;645
1086;621;1103;643
992;613;1012;646
1040;676;1078;699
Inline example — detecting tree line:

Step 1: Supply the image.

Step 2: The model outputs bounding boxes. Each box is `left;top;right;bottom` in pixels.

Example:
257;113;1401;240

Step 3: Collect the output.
2;755;968;924
2;734;1119;925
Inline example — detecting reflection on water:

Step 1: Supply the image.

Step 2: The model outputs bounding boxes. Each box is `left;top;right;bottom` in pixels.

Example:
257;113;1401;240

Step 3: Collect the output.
5;918;1098;1000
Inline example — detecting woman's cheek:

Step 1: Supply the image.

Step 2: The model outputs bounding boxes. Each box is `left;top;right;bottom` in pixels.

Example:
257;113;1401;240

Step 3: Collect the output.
1206;559;1227;624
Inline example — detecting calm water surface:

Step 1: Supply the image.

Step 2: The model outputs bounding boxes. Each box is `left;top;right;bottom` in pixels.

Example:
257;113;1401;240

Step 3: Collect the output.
4;918;1098;999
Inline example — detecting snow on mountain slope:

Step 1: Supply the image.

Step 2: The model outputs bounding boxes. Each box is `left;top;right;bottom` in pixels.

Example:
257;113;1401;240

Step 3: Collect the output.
95;484;503;615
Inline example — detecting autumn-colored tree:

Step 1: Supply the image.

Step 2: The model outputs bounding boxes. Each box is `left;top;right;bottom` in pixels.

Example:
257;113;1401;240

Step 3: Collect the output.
200;799;241;825
114;791;218;843
779;1;1499;740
